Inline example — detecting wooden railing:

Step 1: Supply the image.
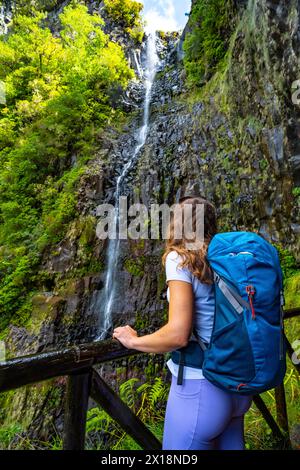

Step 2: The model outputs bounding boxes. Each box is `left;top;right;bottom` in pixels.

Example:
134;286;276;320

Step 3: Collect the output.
0;308;299;450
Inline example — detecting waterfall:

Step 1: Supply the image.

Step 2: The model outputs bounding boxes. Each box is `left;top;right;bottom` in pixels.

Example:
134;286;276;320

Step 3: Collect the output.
96;31;160;340
132;49;144;79
0;0;14;35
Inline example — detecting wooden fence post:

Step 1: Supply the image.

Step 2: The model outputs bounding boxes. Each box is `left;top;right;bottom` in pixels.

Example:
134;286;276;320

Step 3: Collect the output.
275;383;289;433
90;369;161;450
275;383;292;448
63;370;91;450
252;394;284;441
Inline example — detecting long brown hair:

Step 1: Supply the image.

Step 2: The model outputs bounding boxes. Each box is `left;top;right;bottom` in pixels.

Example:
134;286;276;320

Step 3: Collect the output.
162;196;218;284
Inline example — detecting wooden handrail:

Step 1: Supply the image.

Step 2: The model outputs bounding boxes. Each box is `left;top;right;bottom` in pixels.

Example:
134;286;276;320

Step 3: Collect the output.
283;307;300;320
0;339;142;393
0;307;299;450
1;308;299;394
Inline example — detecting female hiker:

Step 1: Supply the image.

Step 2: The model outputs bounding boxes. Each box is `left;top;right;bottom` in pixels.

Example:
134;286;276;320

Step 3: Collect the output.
112;196;253;450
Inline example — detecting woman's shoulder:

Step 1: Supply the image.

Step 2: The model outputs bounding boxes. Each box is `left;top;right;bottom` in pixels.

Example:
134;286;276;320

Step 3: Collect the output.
166;250;180;260
165;251;192;282
165;250;185;265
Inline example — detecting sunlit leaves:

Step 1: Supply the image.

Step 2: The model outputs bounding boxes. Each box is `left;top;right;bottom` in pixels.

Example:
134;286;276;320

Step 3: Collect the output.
0;2;135;320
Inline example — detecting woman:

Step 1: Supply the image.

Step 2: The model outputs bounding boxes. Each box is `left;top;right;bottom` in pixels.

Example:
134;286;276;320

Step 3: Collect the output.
113;196;252;450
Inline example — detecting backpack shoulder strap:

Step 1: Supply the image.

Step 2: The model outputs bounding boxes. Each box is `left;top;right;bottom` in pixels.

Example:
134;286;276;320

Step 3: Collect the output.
192;327;208;351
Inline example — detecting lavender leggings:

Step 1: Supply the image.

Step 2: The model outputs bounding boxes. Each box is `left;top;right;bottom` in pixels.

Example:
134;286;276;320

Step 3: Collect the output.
163;374;253;450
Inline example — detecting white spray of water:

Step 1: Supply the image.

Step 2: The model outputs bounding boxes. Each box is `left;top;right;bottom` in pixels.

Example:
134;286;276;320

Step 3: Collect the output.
0;0;14;35
132;49;144;79
96;32;160;340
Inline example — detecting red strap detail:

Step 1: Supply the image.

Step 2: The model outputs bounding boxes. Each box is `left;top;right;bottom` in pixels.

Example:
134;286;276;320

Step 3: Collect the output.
237;383;247;390
246;285;256;319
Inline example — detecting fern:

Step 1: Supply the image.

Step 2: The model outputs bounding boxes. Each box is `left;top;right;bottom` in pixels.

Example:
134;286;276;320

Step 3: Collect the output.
148;378;169;409
119;378;139;410
85;376;170;449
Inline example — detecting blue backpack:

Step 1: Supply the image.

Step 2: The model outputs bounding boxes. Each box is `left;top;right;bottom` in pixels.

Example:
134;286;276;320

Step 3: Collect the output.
200;231;286;395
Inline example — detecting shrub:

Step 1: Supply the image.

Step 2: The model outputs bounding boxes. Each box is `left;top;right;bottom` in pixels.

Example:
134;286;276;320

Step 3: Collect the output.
103;0;144;43
183;0;235;85
0;3;133;324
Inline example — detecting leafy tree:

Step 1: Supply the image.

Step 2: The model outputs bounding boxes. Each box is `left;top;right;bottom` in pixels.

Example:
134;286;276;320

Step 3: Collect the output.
0;2;134;325
103;0;144;43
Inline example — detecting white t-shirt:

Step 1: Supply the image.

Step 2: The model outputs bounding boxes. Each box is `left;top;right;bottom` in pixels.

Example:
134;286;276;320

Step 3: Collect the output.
165;250;215;380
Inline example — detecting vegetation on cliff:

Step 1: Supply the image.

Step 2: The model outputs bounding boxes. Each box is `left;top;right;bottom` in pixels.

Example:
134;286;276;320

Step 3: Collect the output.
103;0;144;43
0;0;299;452
0;2;134;329
183;0;236;85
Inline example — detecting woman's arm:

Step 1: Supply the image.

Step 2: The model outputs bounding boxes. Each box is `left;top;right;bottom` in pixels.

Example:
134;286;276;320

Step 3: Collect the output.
112;280;193;353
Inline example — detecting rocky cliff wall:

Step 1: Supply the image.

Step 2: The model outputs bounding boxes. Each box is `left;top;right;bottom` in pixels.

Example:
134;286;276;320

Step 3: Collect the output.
1;0;299;447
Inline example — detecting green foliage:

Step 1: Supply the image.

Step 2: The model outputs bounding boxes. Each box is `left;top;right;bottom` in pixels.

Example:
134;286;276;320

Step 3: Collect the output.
0;3;133;324
86;376;169;450
103;0;143;28
103;0;144;43
0;423;23;449
284;272;300;309
292;187;300;203
9;1;61;16
275;244;299;281
124;256;146;277
183;0;235;85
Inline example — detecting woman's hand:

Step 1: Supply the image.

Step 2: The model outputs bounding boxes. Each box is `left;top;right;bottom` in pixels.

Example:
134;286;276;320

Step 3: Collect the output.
112;325;138;349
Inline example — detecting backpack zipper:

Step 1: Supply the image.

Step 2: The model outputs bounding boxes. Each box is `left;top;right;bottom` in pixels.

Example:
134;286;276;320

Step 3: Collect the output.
279;290;285;360
237;383;247;391
246;285;256;319
229;252;254;256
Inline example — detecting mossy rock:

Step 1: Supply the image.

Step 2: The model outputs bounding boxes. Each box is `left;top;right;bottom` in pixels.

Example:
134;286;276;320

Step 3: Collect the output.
124;256;146;277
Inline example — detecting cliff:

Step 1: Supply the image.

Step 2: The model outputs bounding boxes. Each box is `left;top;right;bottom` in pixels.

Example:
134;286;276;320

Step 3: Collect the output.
0;0;299;449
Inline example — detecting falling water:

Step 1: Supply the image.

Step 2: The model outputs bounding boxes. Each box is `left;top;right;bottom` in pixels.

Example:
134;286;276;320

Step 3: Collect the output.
132;49;144;79
96;32;160;340
0;0;14;35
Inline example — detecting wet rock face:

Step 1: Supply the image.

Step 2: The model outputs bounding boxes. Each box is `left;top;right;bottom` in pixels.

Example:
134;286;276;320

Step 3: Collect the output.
2;0;300;447
6;0;300;357
92;0;300;327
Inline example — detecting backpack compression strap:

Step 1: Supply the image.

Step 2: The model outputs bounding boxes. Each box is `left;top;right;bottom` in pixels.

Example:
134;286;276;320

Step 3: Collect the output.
176;272;250;386
213;271;250;314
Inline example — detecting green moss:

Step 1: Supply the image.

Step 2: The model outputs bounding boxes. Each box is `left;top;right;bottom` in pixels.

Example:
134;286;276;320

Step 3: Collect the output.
73;259;104;278
259;158;268;171
77;216;97;247
56;279;77;297
26;293;53;335
134;310;150;331
124;256;146;277
292;187;300;204
183;0;236;86
276;245;299;281
0;378;65;449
